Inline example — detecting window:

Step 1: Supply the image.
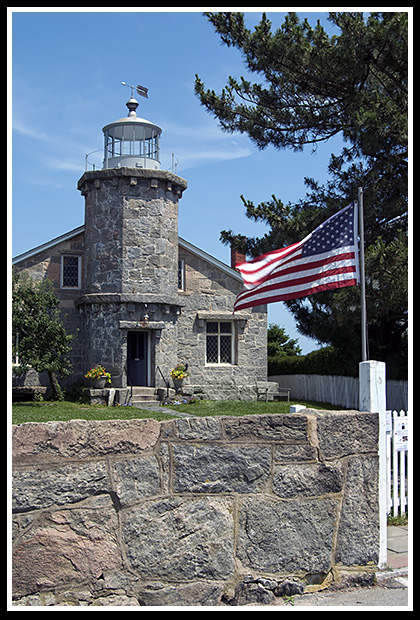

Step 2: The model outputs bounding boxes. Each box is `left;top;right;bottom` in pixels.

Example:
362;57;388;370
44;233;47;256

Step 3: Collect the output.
206;321;234;364
61;255;81;288
178;259;185;291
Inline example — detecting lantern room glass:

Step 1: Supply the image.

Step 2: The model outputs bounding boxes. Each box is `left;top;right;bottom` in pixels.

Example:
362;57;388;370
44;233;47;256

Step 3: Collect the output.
103;121;160;169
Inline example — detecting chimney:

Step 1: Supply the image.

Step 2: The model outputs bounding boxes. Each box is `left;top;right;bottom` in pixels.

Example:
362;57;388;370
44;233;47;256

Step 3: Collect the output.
231;247;247;271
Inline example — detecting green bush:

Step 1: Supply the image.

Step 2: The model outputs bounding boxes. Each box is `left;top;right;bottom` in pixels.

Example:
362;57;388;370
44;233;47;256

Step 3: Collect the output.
268;346;359;377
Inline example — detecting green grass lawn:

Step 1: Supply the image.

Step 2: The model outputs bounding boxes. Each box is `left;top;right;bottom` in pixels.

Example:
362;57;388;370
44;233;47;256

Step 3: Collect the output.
11;401;176;425
164;398;339;417
11;398;340;425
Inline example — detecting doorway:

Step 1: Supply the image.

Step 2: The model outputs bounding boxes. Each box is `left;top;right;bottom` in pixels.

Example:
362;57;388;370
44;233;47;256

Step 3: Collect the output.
127;332;149;386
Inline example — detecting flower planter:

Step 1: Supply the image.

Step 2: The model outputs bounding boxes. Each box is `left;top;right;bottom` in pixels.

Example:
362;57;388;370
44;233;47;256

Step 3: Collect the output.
173;378;184;392
92;377;107;389
85;366;111;388
171;363;189;393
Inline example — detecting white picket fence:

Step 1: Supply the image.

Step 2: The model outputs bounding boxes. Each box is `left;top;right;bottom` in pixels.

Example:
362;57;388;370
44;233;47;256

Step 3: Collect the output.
386;410;409;517
269;374;408;411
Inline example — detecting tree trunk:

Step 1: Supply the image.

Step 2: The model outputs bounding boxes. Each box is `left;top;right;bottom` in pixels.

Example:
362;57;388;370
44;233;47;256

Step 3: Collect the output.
47;370;61;400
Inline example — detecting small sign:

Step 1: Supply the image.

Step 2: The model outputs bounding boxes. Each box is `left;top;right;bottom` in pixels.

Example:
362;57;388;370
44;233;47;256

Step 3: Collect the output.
386;409;392;433
393;417;408;451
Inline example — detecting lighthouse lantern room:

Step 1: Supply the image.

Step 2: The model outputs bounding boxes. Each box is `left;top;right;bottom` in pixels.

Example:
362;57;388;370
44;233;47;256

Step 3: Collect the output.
102;83;161;170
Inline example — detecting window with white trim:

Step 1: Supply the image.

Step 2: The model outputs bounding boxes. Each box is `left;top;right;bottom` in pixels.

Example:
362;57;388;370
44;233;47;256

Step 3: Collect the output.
206;321;235;365
61;255;81;289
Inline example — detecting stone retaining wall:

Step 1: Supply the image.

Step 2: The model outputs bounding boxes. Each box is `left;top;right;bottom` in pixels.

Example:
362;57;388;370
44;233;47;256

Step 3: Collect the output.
12;410;380;606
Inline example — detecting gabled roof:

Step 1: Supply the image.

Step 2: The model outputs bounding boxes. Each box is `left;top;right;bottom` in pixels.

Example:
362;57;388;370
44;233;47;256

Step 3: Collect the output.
178;237;242;282
12;226;85;265
12;225;243;283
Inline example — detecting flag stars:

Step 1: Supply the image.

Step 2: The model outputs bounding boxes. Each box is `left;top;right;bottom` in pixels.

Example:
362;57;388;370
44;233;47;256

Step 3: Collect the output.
302;206;355;258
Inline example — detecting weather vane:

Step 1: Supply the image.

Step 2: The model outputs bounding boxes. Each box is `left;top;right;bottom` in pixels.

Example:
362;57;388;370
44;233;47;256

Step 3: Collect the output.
122;81;149;99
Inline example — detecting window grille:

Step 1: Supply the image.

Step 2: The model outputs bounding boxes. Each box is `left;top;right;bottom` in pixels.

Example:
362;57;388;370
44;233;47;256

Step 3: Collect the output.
61;255;81;288
178;259;185;291
206;321;234;364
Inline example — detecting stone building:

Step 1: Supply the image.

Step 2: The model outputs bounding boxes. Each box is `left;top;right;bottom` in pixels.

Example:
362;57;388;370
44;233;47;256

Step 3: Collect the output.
12;93;268;402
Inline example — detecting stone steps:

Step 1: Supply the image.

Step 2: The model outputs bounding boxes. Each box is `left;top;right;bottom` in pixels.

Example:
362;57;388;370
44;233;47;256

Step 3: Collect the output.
129;386;173;407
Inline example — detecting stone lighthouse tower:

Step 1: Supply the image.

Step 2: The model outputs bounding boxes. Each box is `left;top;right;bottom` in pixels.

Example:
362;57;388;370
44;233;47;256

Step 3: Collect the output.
76;86;187;389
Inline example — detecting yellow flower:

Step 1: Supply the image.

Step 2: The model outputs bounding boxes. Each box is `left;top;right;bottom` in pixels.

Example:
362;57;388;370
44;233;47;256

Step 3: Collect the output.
170;363;189;380
85;365;111;383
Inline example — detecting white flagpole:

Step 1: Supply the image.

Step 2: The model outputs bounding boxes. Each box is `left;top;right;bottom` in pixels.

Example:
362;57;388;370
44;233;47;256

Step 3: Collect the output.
358;187;368;361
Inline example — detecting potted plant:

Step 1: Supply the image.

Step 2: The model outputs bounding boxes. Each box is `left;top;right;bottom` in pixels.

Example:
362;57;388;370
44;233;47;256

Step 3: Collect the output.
170;363;189;392
85;365;112;389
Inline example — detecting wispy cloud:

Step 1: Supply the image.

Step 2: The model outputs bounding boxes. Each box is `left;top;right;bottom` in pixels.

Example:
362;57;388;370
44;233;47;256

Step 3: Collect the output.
162;119;253;171
176;145;252;171
13;108;252;175
163;119;229;142
45;157;85;173
12;117;51;142
13;113;93;174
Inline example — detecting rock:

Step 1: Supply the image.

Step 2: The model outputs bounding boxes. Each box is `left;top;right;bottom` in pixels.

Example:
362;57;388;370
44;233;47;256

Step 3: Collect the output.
274;579;305;597
137;582;224;606
111;455;161;506
315;411;379;459
122;496;235;581
272;461;344;499
12;461;111;512
230;580;275;606
12;412;380;605
335;455;380;565
222;414;308;442
172;444;271;494
237;496;338;574
12;498;123;598
12;418;161;461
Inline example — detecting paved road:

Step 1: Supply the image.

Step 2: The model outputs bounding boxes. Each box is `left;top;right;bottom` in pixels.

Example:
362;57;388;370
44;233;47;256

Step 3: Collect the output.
279;575;409;607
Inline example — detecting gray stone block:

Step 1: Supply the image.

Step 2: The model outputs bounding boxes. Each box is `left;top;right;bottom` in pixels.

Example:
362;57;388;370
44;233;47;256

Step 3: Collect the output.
172;444;271;493
237;496;338;574
122;497;235;581
12;462;111;512
273;461;344;498
111;456;161;506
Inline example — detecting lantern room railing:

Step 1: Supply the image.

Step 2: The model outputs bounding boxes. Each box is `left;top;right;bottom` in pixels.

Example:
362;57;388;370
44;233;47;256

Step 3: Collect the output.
84;149;179;174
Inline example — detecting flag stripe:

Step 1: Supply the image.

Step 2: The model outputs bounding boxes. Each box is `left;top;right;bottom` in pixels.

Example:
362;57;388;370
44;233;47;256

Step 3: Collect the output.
234;277;359;310
236;263;357;301
235;248;357;302
236;241;302;270
236;242;303;288
233;203;359;312
235;263;357;308
268;250;357;280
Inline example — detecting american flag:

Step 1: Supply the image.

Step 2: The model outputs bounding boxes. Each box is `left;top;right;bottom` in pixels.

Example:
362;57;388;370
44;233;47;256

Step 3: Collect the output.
233;203;360;312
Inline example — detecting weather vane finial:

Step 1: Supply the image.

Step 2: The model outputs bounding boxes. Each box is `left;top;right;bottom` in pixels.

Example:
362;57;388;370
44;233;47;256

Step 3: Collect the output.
121;81;149;99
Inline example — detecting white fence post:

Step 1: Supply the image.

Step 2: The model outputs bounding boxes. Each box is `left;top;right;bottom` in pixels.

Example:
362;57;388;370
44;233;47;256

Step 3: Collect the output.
359;360;387;569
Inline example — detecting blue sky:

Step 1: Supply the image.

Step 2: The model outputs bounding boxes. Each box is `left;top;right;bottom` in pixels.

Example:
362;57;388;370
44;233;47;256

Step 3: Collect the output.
10;8;362;354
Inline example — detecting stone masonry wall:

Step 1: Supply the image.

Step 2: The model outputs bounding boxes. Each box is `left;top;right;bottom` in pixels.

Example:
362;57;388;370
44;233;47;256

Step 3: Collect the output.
12;230;86;380
12;410;380;607
79;168;187;297
177;245;267;399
